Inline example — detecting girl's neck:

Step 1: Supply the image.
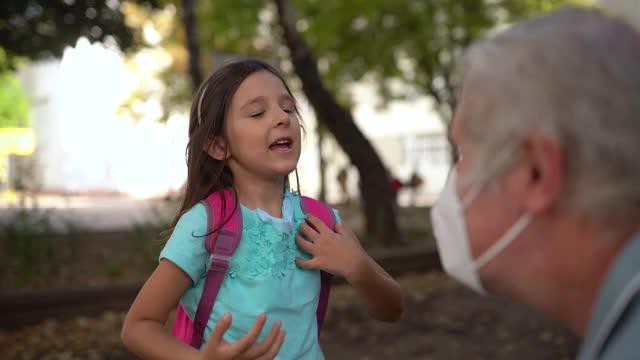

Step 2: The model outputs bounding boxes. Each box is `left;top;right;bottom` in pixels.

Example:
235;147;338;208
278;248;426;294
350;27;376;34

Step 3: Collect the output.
233;176;286;218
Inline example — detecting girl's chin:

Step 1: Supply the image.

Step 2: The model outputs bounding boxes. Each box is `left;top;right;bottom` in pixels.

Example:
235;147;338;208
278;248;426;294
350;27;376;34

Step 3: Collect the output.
261;167;298;180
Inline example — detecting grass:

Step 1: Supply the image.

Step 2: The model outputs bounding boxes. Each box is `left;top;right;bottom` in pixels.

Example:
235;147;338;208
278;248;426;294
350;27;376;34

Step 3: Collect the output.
0;202;88;286
1;196;434;290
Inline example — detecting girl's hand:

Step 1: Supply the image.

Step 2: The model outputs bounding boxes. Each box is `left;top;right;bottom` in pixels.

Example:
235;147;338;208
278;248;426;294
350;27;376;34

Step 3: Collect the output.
295;216;368;282
296;216;406;323
200;313;285;360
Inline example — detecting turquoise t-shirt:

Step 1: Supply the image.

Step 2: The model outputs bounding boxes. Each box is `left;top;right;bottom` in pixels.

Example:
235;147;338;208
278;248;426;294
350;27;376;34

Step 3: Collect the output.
160;191;341;359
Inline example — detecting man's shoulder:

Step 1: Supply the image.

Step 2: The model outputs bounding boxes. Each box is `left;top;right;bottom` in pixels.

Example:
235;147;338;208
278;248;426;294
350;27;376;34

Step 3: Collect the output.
600;293;640;359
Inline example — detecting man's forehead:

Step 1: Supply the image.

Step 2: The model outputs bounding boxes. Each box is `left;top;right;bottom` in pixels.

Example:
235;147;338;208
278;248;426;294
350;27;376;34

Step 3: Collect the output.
449;94;468;145
448;120;459;146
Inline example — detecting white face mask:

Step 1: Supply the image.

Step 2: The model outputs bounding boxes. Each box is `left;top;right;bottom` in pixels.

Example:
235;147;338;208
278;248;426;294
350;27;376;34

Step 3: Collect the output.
431;169;532;294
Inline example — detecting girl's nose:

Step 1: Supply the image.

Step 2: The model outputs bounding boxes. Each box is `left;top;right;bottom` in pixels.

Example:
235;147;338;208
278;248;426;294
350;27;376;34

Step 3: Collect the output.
275;107;291;127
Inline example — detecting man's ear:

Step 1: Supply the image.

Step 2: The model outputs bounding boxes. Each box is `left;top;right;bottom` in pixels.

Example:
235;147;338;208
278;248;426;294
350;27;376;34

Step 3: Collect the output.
519;136;564;214
204;137;229;161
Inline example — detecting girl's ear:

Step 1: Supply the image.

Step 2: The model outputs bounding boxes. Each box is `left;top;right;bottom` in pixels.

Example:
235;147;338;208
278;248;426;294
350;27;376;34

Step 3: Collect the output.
204;137;229;161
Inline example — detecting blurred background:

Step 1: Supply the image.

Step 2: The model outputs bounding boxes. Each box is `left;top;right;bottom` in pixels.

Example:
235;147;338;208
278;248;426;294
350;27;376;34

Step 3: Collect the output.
0;0;637;359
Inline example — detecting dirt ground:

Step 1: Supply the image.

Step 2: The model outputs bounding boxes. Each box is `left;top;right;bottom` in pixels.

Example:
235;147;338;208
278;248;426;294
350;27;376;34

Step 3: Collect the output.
0;273;578;360
1;201;578;359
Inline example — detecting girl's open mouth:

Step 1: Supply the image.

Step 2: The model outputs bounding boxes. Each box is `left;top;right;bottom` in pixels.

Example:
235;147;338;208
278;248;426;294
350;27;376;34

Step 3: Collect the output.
269;137;293;151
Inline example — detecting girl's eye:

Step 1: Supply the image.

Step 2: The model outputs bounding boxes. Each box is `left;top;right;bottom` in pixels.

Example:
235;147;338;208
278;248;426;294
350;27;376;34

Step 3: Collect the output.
250;111;265;118
283;108;295;114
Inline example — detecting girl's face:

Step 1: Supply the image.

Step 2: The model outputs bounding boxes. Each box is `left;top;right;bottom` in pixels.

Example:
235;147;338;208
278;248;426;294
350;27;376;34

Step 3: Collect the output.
221;70;302;183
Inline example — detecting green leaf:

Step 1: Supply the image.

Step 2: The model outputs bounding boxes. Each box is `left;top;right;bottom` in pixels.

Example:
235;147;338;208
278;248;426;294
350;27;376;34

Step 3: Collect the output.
0;71;30;128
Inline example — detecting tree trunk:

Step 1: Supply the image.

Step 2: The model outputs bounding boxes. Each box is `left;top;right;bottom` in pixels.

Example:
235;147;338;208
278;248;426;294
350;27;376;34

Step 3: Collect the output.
317;122;327;203
182;0;202;92
274;0;401;246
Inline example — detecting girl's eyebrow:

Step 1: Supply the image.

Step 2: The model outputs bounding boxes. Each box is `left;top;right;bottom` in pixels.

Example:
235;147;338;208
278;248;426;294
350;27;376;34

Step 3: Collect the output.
279;94;294;103
240;94;293;110
240;96;266;110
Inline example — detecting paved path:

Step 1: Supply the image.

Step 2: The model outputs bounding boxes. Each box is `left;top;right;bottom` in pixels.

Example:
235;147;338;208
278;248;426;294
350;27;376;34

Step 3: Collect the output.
0;193;175;232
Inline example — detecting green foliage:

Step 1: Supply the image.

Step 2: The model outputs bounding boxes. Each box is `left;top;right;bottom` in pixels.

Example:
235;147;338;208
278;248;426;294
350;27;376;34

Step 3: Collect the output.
191;0;584;119
127;221;165;271
0;0;586;117
0;70;30;128
291;0;584;116
104;259;124;278
115;2;192;121
1;155;88;283
0;0;134;63
194;0;272;69
126;198;177;270
0;46;16;72
1;207;55;282
0;206;86;284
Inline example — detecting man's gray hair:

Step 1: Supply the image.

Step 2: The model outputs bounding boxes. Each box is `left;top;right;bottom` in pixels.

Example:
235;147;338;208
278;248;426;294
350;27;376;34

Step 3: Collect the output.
456;6;640;226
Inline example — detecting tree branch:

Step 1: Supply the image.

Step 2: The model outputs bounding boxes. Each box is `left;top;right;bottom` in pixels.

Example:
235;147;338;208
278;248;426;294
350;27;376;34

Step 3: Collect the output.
182;0;202;92
274;0;401;244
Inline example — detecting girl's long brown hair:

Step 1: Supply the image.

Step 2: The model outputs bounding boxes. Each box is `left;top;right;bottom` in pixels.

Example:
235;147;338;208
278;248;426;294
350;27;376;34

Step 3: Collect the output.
165;59;299;239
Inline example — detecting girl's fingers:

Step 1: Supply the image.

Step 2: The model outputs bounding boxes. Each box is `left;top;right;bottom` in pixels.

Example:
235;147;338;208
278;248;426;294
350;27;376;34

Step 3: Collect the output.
335;223;363;248
299;221;320;242
295;234;314;253
242;321;281;358
227;314;267;355
258;330;286;360
305;216;328;235
295;257;319;269
207;312;232;347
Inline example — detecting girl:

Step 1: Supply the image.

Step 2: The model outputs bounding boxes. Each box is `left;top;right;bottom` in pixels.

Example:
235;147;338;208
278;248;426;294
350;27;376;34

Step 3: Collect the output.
121;59;404;360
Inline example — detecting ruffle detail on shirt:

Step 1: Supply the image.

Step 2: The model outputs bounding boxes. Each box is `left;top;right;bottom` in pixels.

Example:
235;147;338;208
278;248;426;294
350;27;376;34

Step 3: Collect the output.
226;193;311;280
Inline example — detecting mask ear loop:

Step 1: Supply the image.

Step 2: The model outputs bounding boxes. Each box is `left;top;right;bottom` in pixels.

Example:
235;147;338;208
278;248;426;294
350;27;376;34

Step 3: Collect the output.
459;143;519;210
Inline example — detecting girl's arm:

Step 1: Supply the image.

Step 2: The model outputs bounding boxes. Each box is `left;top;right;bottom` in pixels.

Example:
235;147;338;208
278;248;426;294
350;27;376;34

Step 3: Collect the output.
121;259;285;360
122;259;201;360
295;217;405;322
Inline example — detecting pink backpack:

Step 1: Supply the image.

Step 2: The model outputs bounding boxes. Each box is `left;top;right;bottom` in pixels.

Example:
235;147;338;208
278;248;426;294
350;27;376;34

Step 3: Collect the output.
172;189;337;349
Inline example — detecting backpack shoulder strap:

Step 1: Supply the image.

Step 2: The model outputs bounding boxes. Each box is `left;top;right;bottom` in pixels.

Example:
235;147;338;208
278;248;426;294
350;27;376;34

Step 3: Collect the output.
300;196;337;231
300;195;337;335
190;189;242;349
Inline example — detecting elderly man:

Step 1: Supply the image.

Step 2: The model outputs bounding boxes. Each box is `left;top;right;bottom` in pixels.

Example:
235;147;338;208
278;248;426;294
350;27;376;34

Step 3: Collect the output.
431;6;640;360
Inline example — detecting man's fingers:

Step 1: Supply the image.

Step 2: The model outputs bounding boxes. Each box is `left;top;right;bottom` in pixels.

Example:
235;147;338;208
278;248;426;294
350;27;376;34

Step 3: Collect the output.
295;234;314;253
258;330;286;360
227;313;267;354
243;321;282;358
295;257;319;269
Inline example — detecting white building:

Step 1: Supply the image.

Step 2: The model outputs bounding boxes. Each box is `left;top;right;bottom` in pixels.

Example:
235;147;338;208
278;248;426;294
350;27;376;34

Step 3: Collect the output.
295;82;450;207
11;40;450;206
14;39;189;198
